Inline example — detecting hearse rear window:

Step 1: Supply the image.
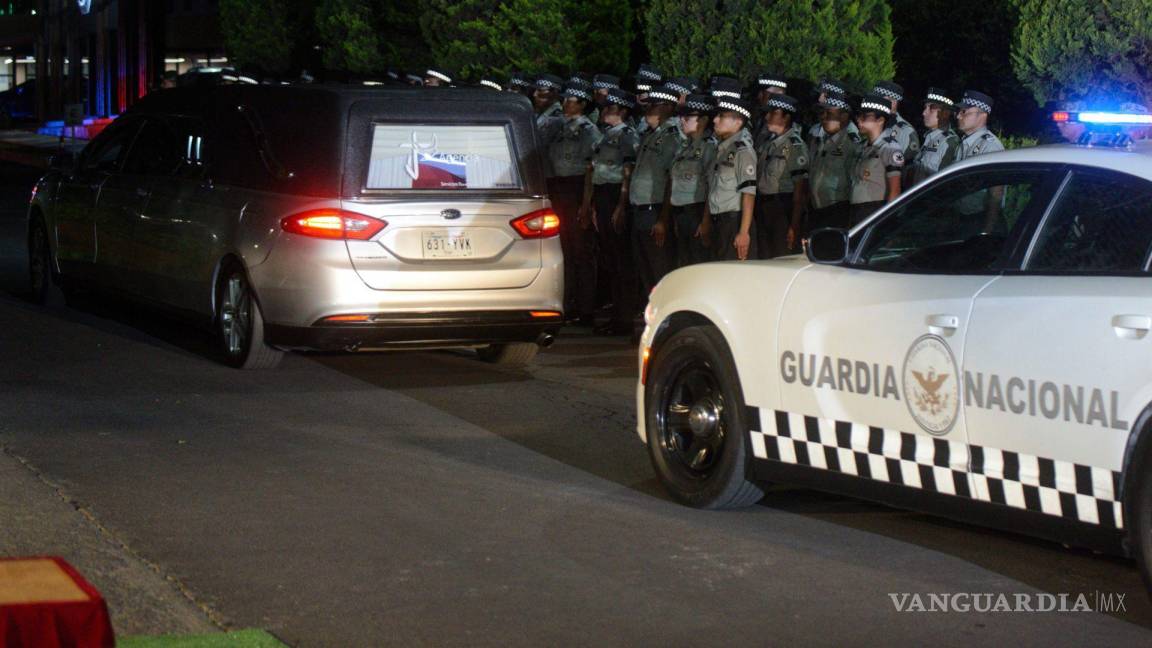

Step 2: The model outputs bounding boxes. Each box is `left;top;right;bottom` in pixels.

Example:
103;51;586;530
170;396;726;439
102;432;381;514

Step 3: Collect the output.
366;124;520;190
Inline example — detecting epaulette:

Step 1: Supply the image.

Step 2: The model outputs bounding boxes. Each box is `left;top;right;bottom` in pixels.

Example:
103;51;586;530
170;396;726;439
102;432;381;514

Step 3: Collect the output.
733;140;748;150
981;133;993;140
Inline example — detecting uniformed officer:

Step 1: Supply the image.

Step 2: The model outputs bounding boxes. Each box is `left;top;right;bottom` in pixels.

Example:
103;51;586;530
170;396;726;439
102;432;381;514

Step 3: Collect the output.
755;94;809;257
906;87;960;186
627;84;682;301
955;90;1005;160
703;97;758;261
582;88;640;335
534;74;565;120
753;72;789;151
871;81;920;160
424;68;453;87
709;76;743;101
850;93;905;225
669;94;718;267
665;77;699;105
632;64;663;135
592;74;620;110
548;81;603;326
508;71;534;98
808;78;858;145
807;90;858;232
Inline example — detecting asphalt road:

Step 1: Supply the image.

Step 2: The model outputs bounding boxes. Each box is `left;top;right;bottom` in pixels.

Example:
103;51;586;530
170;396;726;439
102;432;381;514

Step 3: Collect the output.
2;160;1152;646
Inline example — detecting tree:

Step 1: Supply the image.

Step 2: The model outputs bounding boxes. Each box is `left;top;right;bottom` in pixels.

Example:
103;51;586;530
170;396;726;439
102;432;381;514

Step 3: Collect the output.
219;0;294;77
644;0;894;90
419;0;634;82
1012;0;1152;109
316;0;383;76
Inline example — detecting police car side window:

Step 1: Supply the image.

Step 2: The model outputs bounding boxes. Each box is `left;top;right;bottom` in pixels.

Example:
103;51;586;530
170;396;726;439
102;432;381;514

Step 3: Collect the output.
1025;171;1152;274
855;168;1050;273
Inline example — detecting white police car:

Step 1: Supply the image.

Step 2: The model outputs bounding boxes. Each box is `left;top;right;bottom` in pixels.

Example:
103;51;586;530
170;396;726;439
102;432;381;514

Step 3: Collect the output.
637;112;1152;588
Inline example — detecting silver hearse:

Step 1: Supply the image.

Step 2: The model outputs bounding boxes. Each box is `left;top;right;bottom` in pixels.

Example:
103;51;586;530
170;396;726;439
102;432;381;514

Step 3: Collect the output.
28;85;563;368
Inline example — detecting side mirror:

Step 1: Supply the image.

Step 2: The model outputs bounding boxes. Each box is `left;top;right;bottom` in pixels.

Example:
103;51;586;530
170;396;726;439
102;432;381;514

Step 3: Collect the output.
806;228;849;264
48;151;76;171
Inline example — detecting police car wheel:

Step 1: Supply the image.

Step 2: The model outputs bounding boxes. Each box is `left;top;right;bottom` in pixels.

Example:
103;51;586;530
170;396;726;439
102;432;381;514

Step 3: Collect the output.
646;325;763;509
1130;457;1152;591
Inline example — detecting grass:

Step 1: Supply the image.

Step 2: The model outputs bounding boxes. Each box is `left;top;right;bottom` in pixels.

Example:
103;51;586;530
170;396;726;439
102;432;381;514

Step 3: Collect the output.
117;629;287;648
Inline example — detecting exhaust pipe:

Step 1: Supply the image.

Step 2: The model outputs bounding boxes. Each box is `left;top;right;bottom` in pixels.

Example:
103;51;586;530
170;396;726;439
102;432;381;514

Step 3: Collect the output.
536;332;556;348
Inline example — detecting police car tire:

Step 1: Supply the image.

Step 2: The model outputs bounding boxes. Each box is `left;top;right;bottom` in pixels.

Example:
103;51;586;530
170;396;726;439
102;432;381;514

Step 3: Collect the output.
645;325;764;509
478;342;539;366
1129;457;1152;591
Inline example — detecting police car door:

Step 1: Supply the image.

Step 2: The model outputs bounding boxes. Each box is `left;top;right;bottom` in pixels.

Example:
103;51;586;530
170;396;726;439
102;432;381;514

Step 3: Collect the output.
773;164;1058;497
963;167;1152;529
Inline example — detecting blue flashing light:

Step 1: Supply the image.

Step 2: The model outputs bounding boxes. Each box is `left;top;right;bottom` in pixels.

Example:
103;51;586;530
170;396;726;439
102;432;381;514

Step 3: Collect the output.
1052;110;1152;125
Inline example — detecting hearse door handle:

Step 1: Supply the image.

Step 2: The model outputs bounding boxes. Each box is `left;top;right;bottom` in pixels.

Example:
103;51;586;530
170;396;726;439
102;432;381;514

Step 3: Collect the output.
927;314;959;336
1111;314;1151;340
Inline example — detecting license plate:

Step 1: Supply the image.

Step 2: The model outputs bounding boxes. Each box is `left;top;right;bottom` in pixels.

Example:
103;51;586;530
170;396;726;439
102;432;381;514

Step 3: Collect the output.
421;231;474;258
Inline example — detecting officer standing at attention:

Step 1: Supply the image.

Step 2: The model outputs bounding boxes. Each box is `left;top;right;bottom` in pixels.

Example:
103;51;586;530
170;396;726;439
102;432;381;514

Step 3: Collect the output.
907;87;960;186
628;84;682;300
808;79;857;145
548;81;602;326
669;94;718;267
592;74;621;121
665;77;699;105
632;64;663;135
755;94;809;257
850;93;905;225
703;97;758;261
955;90;1005;160
753;72;788;150
582;88;640;335
871;81;920;160
533;73;565;176
508;72;534;99
807;90;858;232
423;68;454;87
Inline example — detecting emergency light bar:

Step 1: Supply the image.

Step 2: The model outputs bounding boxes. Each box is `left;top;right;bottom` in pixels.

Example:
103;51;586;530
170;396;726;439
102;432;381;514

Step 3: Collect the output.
1051;111;1152;125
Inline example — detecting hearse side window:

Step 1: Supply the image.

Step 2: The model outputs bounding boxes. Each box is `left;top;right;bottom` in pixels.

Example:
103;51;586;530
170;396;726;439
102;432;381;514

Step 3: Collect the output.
365;124;520;191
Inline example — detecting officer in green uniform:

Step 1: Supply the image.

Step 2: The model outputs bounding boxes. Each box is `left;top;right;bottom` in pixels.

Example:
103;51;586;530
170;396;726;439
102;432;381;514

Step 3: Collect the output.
850;93;905;225
704;97;758;261
632;64;663;136
508;72;534;98
592;74;621;123
808;91;858;232
755;94;809;257
669;94;718;267
808;79;858;146
423;68;454;87
665;77;699;105
582;88;640;335
753;72;788;151
955;90;1005;160
871;81;920;161
627;84;682;299
907;87;960;186
548;81;602;326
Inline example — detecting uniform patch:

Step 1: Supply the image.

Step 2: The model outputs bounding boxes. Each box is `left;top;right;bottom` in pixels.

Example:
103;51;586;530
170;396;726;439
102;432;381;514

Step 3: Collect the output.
745;164;756;176
796;156;808;166
892;151;905;165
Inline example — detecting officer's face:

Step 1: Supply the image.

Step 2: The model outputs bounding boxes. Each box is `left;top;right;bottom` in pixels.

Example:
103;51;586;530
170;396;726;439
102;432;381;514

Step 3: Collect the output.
562;97;586;117
820;108;847;134
922;103;940;129
855;112;885;138
765;108;791;135
424;77;444;87
533;88;557;110
601;104;625;126
713;112;745;137
679;114;709;136
956;106;987;133
594;88;610;106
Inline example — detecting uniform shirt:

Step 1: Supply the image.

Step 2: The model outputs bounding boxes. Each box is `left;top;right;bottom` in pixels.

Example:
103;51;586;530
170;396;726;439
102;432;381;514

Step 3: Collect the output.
756;125;809;195
809;128;859;209
808;120;859;155
706;129;758;215
850;134;905;204
629;118;683;206
536;107;564;177
669;133;717;206
548;114;602;178
907;128;960;186
883;114;921;160
591;122;639;185
957;126;1005;161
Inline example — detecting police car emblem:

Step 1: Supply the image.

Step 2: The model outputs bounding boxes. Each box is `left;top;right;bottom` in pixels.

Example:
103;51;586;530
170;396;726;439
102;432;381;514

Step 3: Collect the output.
902;335;960;435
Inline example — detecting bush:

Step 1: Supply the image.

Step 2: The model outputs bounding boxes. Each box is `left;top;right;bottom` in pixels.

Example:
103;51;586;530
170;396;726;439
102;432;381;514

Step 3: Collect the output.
219;0;293;76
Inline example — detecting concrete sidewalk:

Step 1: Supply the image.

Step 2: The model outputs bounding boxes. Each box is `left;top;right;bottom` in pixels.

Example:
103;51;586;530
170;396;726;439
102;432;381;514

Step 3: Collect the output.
0;448;221;638
0;130;86;169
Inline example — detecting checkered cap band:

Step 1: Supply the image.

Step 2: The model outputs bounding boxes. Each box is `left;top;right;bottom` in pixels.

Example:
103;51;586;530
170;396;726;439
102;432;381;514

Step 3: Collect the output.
765;97;796;113
822;96;850;110
605;94;636;110
593;80;617;90
666;81;691;95
717;100;751;119
536;78;562;90
860;101;892;114
750;408;1124;530
648;90;679;104
927;92;954;106
712;90;741;99
510;76;531;88
820;81;845;94
636;84;652;92
565;86;593;101
638;69;662;81
873;86;902;101
480;80;503;91
427;69;452;83
758;78;787;89
685;98;714;113
963;98;993;113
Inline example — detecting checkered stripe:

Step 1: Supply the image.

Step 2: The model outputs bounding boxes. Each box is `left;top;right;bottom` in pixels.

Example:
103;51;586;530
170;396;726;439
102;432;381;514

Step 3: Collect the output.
758;78;787;89
765;98;795;113
860;101;892;114
927;92;954;107
480;80;503;91
963;98;992;113
748;409;1124;529
873;86;902;101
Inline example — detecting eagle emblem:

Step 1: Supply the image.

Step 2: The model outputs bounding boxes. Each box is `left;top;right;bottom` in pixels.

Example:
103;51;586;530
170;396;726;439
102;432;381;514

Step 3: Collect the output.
902;335;960;435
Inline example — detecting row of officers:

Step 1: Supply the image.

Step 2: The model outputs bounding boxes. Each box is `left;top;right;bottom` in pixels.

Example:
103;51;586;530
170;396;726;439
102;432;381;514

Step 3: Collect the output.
420;66;1005;333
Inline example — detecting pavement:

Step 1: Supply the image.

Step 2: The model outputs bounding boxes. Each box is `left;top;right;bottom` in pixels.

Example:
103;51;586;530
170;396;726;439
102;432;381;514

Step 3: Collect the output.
3;158;1152;646
0;129;86;169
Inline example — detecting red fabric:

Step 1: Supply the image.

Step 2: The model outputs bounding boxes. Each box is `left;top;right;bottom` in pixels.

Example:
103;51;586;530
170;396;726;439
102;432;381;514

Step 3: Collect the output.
0;557;114;648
